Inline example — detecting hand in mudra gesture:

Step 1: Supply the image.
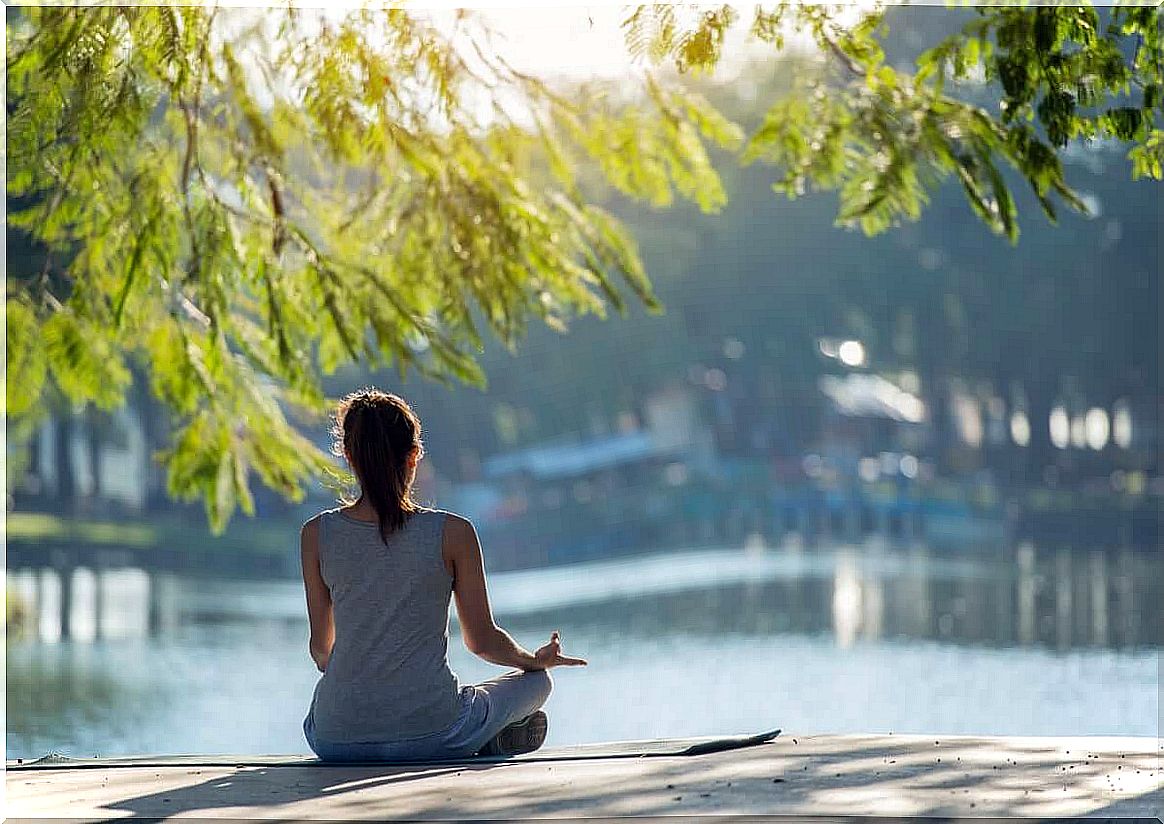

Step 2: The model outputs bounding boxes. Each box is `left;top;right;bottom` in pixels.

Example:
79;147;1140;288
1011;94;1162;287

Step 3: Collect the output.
533;631;588;669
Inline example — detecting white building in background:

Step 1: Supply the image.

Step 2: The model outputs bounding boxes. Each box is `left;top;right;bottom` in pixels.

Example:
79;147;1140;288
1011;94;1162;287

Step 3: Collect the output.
30;406;152;512
642;382;717;471
474;382;717;490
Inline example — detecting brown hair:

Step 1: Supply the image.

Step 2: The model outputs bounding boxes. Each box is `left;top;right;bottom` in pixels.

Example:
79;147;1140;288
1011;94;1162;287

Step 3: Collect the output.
331;387;425;544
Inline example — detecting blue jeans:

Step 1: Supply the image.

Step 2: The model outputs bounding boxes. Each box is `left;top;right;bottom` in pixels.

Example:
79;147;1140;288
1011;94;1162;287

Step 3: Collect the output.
303;668;553;763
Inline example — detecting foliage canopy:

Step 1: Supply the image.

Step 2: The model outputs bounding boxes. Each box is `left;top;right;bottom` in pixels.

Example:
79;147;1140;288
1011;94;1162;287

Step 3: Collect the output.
625;3;1162;237
6;3;1161;529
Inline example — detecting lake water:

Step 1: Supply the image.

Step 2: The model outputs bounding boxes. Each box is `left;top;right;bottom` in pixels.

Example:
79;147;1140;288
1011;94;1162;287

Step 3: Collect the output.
6;541;1160;760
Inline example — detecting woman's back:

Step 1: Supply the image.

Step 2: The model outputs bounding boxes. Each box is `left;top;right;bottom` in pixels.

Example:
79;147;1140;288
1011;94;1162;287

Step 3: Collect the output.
308;506;462;743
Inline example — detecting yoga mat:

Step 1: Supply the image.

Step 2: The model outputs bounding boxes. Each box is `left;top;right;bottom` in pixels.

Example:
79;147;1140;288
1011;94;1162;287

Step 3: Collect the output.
7;728;781;769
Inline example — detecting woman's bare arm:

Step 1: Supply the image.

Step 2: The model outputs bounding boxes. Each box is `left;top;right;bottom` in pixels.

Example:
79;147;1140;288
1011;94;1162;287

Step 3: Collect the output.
300;516;335;672
444;514;587;671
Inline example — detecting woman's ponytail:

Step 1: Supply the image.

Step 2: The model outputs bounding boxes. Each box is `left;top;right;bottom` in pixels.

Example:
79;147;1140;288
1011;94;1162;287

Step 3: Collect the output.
331;388;425;544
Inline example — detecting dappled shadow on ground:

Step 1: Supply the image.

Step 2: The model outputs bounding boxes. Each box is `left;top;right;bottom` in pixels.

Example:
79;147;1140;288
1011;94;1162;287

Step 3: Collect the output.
26;734;1162;820
79;761;524;822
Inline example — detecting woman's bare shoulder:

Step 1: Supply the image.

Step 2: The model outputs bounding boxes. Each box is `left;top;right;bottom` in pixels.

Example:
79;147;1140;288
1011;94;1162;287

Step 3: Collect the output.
301;508;337;533
427;508;475;537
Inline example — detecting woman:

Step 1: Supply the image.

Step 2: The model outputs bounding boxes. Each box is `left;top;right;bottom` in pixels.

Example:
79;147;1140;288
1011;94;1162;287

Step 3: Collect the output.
301;388;587;762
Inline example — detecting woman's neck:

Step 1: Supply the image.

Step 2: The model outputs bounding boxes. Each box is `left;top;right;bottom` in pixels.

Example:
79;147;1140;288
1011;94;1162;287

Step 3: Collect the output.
342;497;377;520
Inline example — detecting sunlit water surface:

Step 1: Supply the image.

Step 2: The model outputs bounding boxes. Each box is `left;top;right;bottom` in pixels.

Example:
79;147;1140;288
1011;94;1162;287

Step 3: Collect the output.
7;543;1159;759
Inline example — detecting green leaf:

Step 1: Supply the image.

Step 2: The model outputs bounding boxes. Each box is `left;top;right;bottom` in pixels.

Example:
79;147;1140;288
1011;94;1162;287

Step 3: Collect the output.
5;297;49;419
42;310;133;409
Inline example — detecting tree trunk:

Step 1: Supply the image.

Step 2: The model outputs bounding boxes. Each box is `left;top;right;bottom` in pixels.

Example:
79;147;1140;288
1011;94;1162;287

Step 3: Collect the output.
26;427;44;503
86;407;104;502
130;365;169;512
53;413;77;513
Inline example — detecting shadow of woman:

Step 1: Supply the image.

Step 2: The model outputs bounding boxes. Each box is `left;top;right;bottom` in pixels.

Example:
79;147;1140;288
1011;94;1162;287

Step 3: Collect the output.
85;759;526;822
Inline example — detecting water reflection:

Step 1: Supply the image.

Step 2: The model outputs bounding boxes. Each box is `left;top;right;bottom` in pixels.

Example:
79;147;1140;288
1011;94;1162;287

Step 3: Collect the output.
495;542;1158;652
8;642;162;756
7;541;1160;652
8;542;1159;652
6;541;1160;759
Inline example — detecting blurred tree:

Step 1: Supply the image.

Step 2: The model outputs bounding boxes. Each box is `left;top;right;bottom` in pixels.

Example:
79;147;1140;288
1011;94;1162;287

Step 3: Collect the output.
628;4;1161;241
6;3;1160;529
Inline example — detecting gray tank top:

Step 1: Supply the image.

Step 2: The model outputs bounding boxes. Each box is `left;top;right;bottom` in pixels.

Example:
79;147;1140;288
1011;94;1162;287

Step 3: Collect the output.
308;506;463;743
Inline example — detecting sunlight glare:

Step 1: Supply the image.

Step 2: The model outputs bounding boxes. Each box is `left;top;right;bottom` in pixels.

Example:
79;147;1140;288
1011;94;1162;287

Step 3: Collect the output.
446;3;883;83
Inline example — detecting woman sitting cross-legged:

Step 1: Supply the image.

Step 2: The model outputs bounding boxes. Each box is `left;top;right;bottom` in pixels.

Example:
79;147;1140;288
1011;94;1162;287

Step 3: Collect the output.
300;388;587;763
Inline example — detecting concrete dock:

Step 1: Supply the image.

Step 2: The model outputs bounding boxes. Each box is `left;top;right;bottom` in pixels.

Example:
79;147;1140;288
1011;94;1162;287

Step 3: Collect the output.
7;733;1161;820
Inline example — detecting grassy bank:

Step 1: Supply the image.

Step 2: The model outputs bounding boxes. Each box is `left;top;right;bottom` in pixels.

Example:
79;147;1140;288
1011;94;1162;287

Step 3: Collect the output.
5;510;301;556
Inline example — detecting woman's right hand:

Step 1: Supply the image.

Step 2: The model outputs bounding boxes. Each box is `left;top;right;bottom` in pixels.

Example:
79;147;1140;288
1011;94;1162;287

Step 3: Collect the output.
533;630;588;669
